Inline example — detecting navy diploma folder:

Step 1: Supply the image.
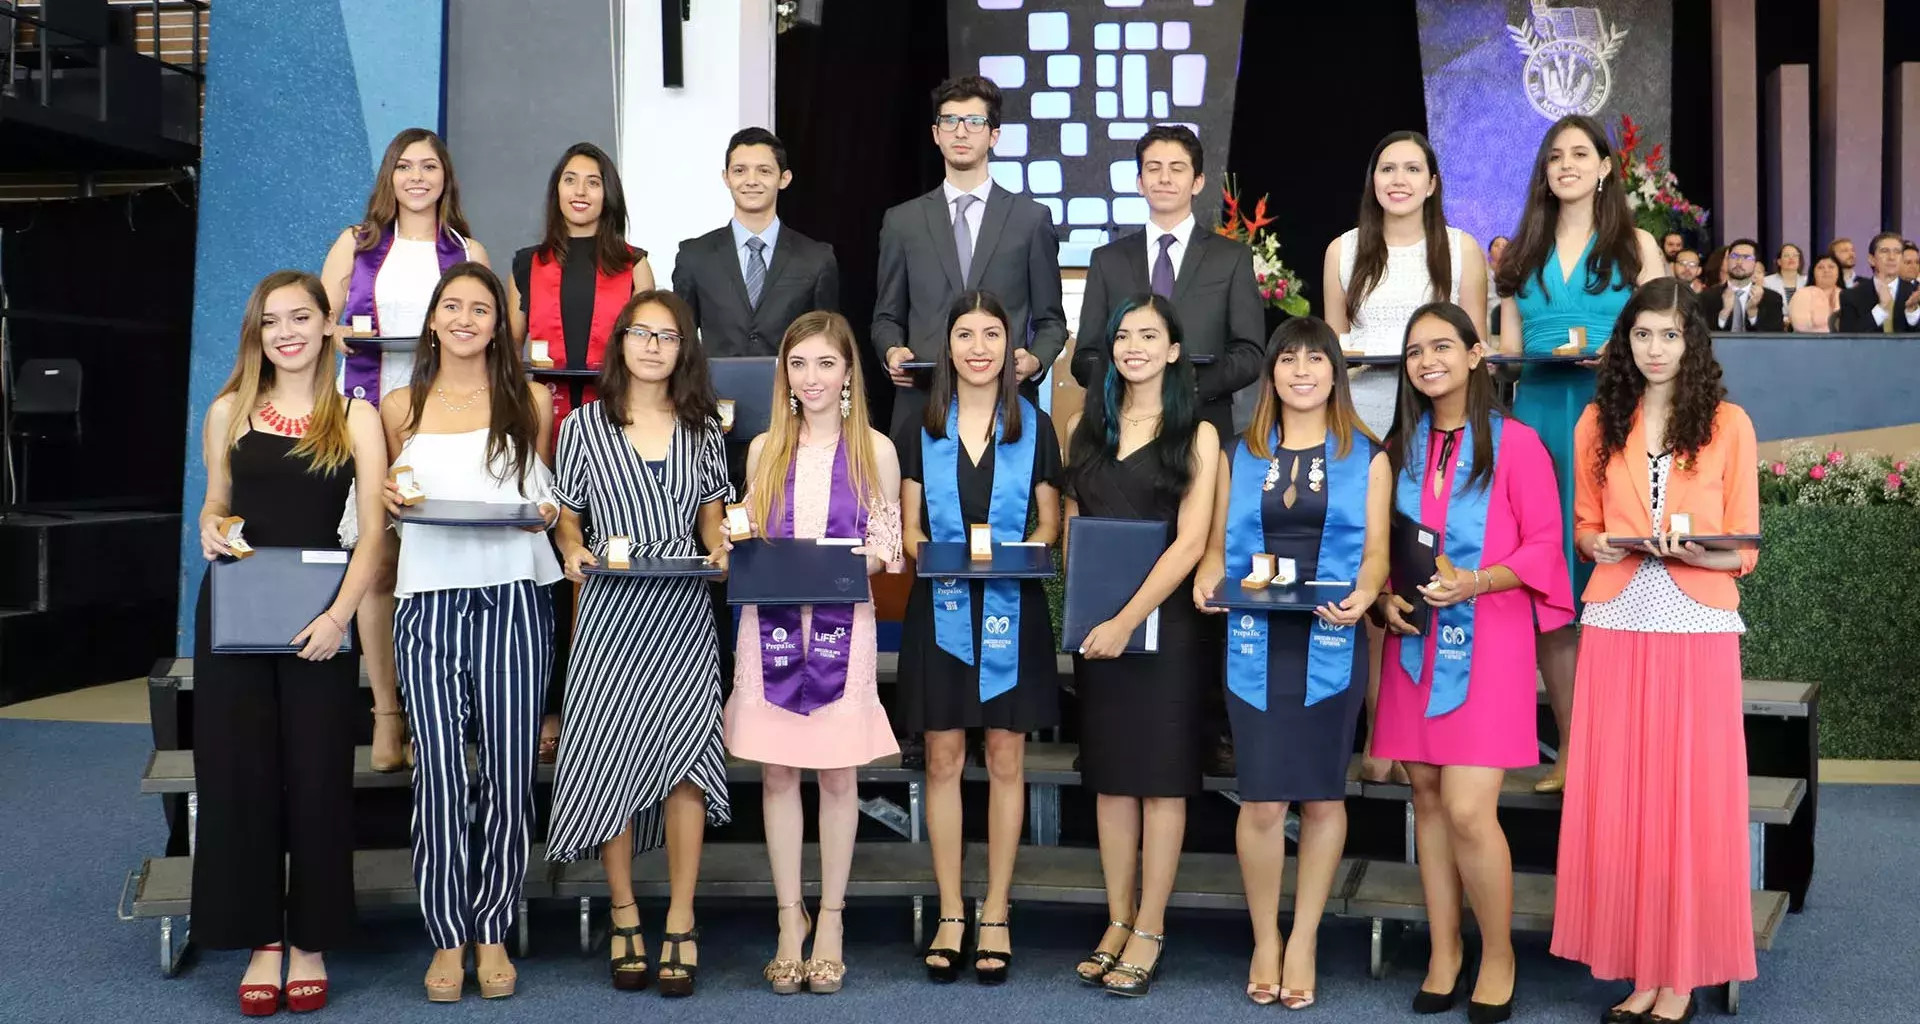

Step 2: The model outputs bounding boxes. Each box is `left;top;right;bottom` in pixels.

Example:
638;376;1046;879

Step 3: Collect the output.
582;556;724;579
915;542;1055;579
1060;516;1167;654
1608;532;1761;551
209;547;355;654
398;500;549;528
1389;509;1441;635
711;357;776;439
726;538;872;605
1205;581;1343;612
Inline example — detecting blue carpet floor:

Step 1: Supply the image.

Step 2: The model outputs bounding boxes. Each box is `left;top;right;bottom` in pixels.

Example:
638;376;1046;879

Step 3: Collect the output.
2;718;1915;1023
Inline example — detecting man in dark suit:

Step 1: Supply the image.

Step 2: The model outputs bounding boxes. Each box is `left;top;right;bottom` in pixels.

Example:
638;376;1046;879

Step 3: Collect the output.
1071;124;1264;442
673;127;838;357
873;75;1067;433
1838;231;1920;333
1701;237;1786;333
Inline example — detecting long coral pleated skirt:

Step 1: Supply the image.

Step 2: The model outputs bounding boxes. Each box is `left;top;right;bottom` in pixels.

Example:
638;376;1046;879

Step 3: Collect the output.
1551;627;1757;991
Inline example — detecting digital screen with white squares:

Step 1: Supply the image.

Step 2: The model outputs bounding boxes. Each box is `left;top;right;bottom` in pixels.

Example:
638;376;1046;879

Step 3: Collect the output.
948;0;1248;266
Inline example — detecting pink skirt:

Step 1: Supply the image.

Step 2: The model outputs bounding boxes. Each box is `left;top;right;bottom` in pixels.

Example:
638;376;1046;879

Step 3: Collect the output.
1550;628;1757;991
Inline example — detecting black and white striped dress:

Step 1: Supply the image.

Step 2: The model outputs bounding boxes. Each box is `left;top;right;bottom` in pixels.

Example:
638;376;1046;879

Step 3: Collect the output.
546;402;732;862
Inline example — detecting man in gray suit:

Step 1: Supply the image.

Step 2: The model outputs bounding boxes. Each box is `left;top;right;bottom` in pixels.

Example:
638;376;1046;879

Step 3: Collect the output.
673;127;839;357
1072;124;1265;443
873;75;1067;432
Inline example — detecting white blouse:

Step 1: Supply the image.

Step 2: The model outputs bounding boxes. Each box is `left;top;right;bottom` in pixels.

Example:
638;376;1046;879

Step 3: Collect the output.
1580;451;1745;635
1337;226;1465;436
393;429;562;598
372;235;467;395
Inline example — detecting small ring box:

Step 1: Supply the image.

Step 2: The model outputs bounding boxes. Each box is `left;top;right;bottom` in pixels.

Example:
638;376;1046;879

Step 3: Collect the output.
1342;348;1366;360
1666;512;1692;538
390;465;426;507
717;399;736;433
351;315;374;338
968;523;994;562
1434;553;1455;580
220;516;254;559
605;535;632;570
725;503;755;541
1553;326;1587;356
1241;552;1279;590
529;339;554;368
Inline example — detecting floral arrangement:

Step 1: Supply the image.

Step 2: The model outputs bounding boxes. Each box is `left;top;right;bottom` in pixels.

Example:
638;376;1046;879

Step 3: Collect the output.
1759;443;1920;507
1613;114;1709;241
1217;174;1310;317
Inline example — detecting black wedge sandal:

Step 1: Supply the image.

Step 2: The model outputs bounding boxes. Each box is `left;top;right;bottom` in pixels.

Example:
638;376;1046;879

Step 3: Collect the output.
657;926;699;998
607;901;650;992
923;916;968;983
973;918;1012;986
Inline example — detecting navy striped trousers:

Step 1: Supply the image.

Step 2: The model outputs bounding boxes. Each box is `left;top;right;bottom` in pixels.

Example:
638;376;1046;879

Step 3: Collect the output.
395;580;554;949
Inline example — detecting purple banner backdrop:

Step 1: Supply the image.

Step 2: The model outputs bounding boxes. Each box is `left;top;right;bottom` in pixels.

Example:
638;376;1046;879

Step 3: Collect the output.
947;0;1248;267
1414;0;1672;247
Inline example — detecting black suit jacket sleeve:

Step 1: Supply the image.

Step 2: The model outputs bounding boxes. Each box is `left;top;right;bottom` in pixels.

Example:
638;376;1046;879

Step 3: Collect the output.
1025;213;1068;370
871;214;908;359
814;243;840;314
1706;284;1786;332
1071;249;1113;389
1837;281;1878;333
1199;242;1267;404
671;239;703;329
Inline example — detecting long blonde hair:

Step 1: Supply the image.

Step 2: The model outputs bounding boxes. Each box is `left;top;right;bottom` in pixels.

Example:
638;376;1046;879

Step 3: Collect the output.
748;311;882;531
214;270;353;471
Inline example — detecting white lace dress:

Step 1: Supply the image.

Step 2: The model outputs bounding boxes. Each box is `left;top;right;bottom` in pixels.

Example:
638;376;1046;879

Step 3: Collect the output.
1337;226;1464;436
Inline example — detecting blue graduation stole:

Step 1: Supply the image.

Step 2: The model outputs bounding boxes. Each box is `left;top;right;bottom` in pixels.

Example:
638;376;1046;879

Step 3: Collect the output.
1224;431;1371;712
1395;412;1502;717
922;397;1036;702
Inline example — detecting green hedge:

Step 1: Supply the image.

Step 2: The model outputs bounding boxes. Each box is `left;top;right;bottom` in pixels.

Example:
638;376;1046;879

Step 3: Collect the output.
1738;505;1920;760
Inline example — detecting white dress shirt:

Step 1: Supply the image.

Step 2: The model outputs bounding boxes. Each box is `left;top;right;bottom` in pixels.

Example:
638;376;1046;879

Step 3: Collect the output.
1718;281;1759;329
1146;214;1197;281
731;216;781;278
1866;276;1920;328
942;178;993;247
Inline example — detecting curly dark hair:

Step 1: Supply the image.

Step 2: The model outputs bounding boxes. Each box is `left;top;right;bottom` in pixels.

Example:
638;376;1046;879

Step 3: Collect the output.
1589;278;1726;485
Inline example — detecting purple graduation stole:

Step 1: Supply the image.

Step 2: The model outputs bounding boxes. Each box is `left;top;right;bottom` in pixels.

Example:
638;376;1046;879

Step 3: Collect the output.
758;440;868;715
340;223;467;404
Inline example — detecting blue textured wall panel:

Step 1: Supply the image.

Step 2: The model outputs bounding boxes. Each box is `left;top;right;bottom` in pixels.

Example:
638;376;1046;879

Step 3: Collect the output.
177;1;443;652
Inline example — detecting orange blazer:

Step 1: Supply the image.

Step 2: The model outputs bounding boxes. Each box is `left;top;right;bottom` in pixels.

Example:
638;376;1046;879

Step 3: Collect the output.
1573;400;1760;609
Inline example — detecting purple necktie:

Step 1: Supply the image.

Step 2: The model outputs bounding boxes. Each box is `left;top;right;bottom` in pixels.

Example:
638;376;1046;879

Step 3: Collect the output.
1152;233;1177;298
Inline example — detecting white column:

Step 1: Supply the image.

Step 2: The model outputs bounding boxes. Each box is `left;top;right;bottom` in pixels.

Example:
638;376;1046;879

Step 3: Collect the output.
621;0;777;284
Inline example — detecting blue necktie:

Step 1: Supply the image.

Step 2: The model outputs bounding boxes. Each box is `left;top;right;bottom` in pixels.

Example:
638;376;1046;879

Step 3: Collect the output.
744;236;767;308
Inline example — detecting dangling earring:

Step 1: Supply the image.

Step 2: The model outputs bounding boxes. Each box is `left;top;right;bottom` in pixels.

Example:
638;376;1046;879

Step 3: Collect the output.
839;381;852;420
788;391;799;415
1597;177;1605;196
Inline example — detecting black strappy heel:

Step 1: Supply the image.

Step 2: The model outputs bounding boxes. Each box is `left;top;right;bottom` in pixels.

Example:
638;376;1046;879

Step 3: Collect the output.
656;925;699;997
607;901;649;991
923;916;968;983
973;918;1013;985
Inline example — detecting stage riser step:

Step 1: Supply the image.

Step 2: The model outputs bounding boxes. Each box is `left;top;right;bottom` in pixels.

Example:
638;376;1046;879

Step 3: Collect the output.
139;744;1805;824
1;600;175;705
0;512;180;612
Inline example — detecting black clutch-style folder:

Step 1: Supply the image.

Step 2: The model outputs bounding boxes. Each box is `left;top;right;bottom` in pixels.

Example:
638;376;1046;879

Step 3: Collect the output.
726;538;872;605
1060;516;1167;654
398;500;549;528
915;542;1055;579
582;557;724;579
209;547;354;654
711;357;777;439
1389;509;1441;635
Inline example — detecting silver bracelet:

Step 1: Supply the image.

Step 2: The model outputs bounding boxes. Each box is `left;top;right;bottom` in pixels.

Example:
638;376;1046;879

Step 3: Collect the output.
1470;569;1485;605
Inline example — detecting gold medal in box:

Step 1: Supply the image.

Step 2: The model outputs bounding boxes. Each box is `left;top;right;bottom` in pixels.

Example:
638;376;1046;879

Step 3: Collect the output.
716;399;736;434
1241;552;1298;591
724;503;755;541
219;516;255;559
604;535;632;570
1554;326;1586;356
528;339;555;369
1667;512;1692;539
968;523;994;562
389;465;426;506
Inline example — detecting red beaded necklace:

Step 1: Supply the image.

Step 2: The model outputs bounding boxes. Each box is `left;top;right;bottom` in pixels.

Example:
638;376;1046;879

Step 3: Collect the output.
260;401;311;437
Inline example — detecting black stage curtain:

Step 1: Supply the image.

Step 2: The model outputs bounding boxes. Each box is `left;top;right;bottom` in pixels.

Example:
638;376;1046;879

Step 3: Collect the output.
775;0;950;428
0;191;195;509
1670;0;1713;247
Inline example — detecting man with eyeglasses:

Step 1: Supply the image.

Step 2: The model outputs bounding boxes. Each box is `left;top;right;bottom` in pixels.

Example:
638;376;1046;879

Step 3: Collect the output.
872;74;1067;433
1674;249;1705;293
1837;231;1920;333
1702;238;1784;332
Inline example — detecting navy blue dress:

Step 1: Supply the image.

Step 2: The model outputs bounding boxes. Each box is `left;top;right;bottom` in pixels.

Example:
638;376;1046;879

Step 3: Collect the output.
1224;441;1367;803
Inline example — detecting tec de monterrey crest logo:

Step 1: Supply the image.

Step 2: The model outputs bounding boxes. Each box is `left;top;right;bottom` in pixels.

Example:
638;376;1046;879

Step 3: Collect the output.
1508;0;1628;120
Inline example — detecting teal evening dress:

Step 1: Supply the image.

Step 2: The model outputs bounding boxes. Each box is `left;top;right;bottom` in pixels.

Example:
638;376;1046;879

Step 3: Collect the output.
1510;234;1634;609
